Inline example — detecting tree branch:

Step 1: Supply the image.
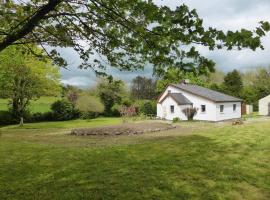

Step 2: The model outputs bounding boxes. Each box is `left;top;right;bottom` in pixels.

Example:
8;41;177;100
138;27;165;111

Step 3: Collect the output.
0;0;63;52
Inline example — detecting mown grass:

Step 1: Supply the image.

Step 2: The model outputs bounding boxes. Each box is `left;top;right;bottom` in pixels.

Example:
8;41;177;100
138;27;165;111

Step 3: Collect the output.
0;118;269;200
2;117;122;130
0;97;59;113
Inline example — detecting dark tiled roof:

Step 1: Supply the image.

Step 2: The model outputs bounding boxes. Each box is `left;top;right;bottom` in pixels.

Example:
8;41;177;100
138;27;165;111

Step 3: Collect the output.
159;93;192;105
170;93;193;105
171;84;242;102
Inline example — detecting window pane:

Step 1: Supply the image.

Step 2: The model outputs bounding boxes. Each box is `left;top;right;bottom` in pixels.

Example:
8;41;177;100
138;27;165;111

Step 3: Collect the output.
233;104;236;111
170;105;174;113
201;105;206;112
220;105;224;112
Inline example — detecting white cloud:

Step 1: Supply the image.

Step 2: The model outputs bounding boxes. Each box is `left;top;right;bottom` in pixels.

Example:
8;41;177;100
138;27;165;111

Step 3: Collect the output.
61;77;95;88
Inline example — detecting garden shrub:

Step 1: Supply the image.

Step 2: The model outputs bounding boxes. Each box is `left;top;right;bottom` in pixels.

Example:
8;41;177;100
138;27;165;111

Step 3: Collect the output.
182;107;198;120
111;104;121;116
0;111;17;125
172;117;181;123
80;111;100;119
29;112;54;122
135;100;156;115
51;100;78;121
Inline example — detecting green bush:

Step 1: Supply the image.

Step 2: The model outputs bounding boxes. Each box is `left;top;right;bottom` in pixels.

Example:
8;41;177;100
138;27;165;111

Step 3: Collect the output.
51;100;78;121
172;117;180;123
29;112;54;122
135;100;156;115
0;111;17;125
182;107;198;121
111;104;121;116
80;111;100;119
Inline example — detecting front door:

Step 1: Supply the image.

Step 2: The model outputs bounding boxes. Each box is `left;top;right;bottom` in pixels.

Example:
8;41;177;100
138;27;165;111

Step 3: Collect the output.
268;103;270;116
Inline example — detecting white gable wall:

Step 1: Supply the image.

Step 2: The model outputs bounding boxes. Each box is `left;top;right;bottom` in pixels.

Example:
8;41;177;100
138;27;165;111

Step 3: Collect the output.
157;85;242;121
259;95;270;115
157;96;190;120
157;85;217;121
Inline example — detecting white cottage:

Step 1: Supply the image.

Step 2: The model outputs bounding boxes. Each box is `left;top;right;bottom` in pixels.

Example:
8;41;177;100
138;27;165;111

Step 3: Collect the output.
259;95;270;116
157;83;242;121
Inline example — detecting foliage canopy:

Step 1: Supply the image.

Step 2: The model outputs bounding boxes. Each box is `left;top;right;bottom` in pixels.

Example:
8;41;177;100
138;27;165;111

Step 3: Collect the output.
0;46;60;122
76;94;104;114
0;0;269;76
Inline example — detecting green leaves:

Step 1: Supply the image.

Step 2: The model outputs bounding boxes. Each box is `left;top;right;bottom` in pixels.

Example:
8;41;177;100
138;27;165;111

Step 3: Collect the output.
0;45;61;117
260;21;270;31
256;27;265;37
0;0;269;78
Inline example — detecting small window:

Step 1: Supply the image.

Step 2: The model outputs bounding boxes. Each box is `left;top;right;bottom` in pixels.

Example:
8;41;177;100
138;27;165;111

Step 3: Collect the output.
170;105;174;113
220;105;224;113
201;105;206;112
168;90;171;93
233;104;236;111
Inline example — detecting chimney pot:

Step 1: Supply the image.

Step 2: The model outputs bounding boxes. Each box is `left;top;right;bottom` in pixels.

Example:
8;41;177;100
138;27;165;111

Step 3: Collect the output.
181;79;190;85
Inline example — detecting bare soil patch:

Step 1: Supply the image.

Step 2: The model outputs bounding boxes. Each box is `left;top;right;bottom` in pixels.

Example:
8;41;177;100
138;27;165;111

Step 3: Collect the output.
71;122;176;136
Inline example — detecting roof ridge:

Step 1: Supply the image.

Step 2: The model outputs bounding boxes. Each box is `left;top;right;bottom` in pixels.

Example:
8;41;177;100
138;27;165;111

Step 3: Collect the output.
171;83;242;102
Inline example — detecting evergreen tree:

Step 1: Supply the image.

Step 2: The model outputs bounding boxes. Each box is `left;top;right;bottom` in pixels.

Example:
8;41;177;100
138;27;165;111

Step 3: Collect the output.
97;79;126;115
223;70;243;97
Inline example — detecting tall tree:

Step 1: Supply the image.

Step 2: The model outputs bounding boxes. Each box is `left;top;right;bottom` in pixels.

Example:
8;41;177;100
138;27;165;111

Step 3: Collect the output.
97;79;126;115
0;1;269;76
131;76;156;100
223;69;243;97
0;46;60;125
253;67;270;99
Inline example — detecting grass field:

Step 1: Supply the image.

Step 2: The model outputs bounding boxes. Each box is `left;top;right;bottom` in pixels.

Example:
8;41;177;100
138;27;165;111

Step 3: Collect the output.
0;118;269;199
0;97;59;113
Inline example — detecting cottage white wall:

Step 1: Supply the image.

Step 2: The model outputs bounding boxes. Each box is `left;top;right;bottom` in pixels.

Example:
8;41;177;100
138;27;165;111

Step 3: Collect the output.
157;86;216;121
157;103;163;118
157;96;190;120
216;102;241;121
158;86;182;101
157;85;242;121
259;95;270;115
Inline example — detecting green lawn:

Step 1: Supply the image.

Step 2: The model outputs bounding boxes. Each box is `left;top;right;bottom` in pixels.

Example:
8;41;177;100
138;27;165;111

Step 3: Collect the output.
0;96;59;113
0;118;269;199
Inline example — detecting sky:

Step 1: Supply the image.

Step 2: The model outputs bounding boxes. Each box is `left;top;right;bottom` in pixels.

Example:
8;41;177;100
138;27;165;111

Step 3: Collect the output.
59;0;270;88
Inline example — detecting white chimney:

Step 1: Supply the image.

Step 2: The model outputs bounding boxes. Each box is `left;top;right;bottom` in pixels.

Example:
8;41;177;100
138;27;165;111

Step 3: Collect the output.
181;79;190;85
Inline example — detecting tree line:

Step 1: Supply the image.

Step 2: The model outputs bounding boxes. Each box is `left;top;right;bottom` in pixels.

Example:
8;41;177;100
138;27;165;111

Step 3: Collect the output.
0;46;157;125
1;0;270;124
1;45;270;125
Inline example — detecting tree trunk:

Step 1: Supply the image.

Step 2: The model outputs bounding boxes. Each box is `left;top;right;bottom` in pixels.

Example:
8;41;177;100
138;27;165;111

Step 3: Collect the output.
19;117;24;126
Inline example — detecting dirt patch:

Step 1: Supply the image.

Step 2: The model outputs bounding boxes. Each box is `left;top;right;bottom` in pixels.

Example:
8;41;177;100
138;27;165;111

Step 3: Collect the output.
71;122;176;136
